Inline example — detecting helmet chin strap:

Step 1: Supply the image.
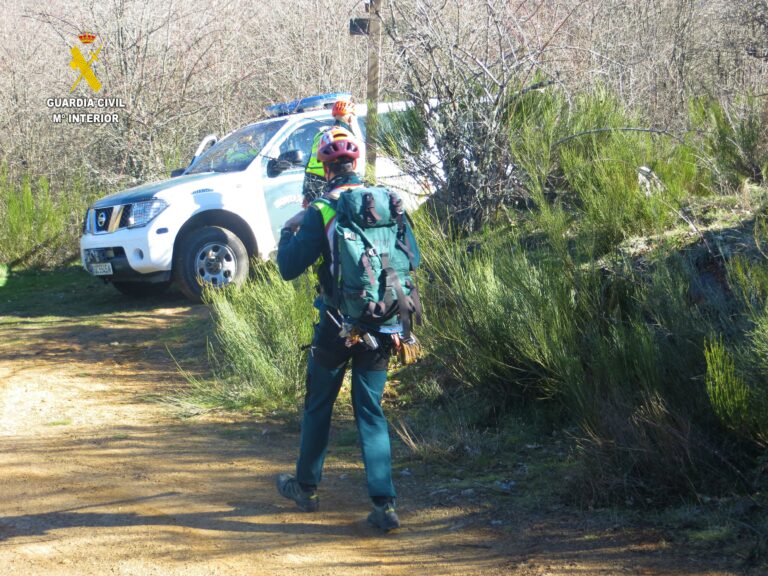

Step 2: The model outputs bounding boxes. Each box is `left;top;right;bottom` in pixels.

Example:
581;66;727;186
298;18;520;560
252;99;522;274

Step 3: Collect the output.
323;159;358;182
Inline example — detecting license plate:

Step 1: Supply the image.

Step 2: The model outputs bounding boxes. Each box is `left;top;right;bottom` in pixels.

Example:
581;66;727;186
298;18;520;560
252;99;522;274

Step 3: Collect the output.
90;262;113;276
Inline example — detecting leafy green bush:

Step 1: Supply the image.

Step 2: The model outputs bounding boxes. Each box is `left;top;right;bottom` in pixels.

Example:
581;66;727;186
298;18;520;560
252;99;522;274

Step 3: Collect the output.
716;242;768;448
419;226;582;404
509;87;697;255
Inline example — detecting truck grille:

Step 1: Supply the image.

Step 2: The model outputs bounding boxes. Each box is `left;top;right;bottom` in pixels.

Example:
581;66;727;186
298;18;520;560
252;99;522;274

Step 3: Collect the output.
94;207;114;233
87;205;128;234
118;204;132;228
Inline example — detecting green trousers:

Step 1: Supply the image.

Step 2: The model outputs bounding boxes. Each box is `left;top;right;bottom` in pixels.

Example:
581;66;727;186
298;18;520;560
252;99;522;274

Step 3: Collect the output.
296;308;396;502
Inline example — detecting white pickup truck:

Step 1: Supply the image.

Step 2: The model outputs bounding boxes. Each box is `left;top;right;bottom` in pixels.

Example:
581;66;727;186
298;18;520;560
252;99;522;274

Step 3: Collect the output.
79;93;421;301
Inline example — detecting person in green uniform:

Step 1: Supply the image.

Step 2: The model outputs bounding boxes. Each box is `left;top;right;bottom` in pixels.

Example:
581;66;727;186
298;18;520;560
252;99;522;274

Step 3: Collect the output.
276;127;401;533
301;98;357;207
223;133;262;170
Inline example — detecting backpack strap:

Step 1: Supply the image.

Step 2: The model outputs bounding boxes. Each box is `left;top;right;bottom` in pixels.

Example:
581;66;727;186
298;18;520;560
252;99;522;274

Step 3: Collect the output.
311;197;338;270
383;200;424;329
396;238;417;271
386;266;412;339
364;192;382;225
409;282;423;326
389;193;419;271
379;253;417;340
360;249;377;288
311;198;338;238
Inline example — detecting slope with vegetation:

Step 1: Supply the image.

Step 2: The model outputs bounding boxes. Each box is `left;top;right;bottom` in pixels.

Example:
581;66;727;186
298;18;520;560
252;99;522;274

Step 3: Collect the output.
4;0;768;570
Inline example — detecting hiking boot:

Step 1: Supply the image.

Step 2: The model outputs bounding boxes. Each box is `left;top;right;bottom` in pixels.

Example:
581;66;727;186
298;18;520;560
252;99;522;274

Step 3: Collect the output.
367;502;400;532
276;473;319;512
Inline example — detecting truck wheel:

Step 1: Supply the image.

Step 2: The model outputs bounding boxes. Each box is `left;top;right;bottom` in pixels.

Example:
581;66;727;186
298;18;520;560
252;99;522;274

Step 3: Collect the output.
174;226;248;302
112;281;170;298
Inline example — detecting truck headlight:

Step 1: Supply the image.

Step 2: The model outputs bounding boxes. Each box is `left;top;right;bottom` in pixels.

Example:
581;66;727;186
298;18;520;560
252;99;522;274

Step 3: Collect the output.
127;199;168;228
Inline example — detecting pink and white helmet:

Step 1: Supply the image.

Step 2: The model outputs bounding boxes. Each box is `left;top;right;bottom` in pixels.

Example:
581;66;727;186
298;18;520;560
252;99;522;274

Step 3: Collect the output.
317;127;361;163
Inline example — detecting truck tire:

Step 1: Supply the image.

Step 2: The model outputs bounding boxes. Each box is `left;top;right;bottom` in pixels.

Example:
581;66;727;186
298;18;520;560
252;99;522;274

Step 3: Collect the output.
112;281;171;298
174;225;248;302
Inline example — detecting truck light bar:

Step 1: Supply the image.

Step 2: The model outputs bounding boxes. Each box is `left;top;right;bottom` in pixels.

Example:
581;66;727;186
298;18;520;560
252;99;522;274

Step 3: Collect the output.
265;92;352;117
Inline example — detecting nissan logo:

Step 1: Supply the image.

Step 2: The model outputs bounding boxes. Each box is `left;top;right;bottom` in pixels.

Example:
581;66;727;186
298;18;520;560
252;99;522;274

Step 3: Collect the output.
97;211;108;228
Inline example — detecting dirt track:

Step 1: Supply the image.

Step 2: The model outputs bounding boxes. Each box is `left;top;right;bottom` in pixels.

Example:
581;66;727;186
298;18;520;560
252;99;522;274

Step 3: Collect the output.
0;293;743;575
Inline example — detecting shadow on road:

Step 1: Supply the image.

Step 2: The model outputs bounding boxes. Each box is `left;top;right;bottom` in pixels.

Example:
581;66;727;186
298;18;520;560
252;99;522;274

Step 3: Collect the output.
0;265;189;319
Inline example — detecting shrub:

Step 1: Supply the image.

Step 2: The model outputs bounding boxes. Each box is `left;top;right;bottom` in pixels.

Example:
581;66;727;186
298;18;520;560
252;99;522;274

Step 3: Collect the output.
705;337;752;437
510;87;696;255
417;199;761;503
200;262;315;412
690;96;768;193
0;164;95;267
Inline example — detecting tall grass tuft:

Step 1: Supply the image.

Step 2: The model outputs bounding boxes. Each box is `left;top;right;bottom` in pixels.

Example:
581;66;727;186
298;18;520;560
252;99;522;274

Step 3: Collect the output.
199;263;316;412
705;337;751;437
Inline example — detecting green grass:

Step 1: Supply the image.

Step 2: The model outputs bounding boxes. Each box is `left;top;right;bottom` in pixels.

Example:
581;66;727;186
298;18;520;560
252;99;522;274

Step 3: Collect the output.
690;96;768;193
0;264;183;319
687;525;738;544
45;419;72;426
0;265;119;318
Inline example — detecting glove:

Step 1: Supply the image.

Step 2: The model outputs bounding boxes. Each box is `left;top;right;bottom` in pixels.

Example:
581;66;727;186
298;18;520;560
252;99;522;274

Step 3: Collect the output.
283;209;307;233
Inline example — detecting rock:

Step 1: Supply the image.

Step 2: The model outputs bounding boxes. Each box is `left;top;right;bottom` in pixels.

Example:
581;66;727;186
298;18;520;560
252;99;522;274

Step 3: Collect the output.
493;480;515;492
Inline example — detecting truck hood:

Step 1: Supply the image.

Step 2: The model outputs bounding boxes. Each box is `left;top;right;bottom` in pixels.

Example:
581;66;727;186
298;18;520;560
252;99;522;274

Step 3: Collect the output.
91;172;240;208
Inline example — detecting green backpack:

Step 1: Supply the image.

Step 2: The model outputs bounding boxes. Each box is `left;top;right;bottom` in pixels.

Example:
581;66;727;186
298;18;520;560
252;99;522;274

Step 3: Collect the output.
332;186;422;337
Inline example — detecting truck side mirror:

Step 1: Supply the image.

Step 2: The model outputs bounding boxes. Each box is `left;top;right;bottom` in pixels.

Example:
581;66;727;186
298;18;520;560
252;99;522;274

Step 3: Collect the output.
280;149;304;165
267;149;305;177
170;168;186;178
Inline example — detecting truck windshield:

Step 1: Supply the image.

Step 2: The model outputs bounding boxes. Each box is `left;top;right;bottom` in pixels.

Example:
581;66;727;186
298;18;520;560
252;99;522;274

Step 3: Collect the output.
187;119;287;174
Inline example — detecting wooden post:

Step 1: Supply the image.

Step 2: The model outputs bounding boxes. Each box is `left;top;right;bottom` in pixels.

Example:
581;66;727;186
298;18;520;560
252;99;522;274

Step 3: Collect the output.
365;0;383;183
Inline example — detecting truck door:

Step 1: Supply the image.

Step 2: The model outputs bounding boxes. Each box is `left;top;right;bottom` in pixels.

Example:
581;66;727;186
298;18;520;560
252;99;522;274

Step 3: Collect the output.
262;118;335;244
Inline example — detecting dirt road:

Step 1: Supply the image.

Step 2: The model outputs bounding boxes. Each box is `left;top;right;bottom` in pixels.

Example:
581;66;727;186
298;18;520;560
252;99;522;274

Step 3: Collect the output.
0;278;743;575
